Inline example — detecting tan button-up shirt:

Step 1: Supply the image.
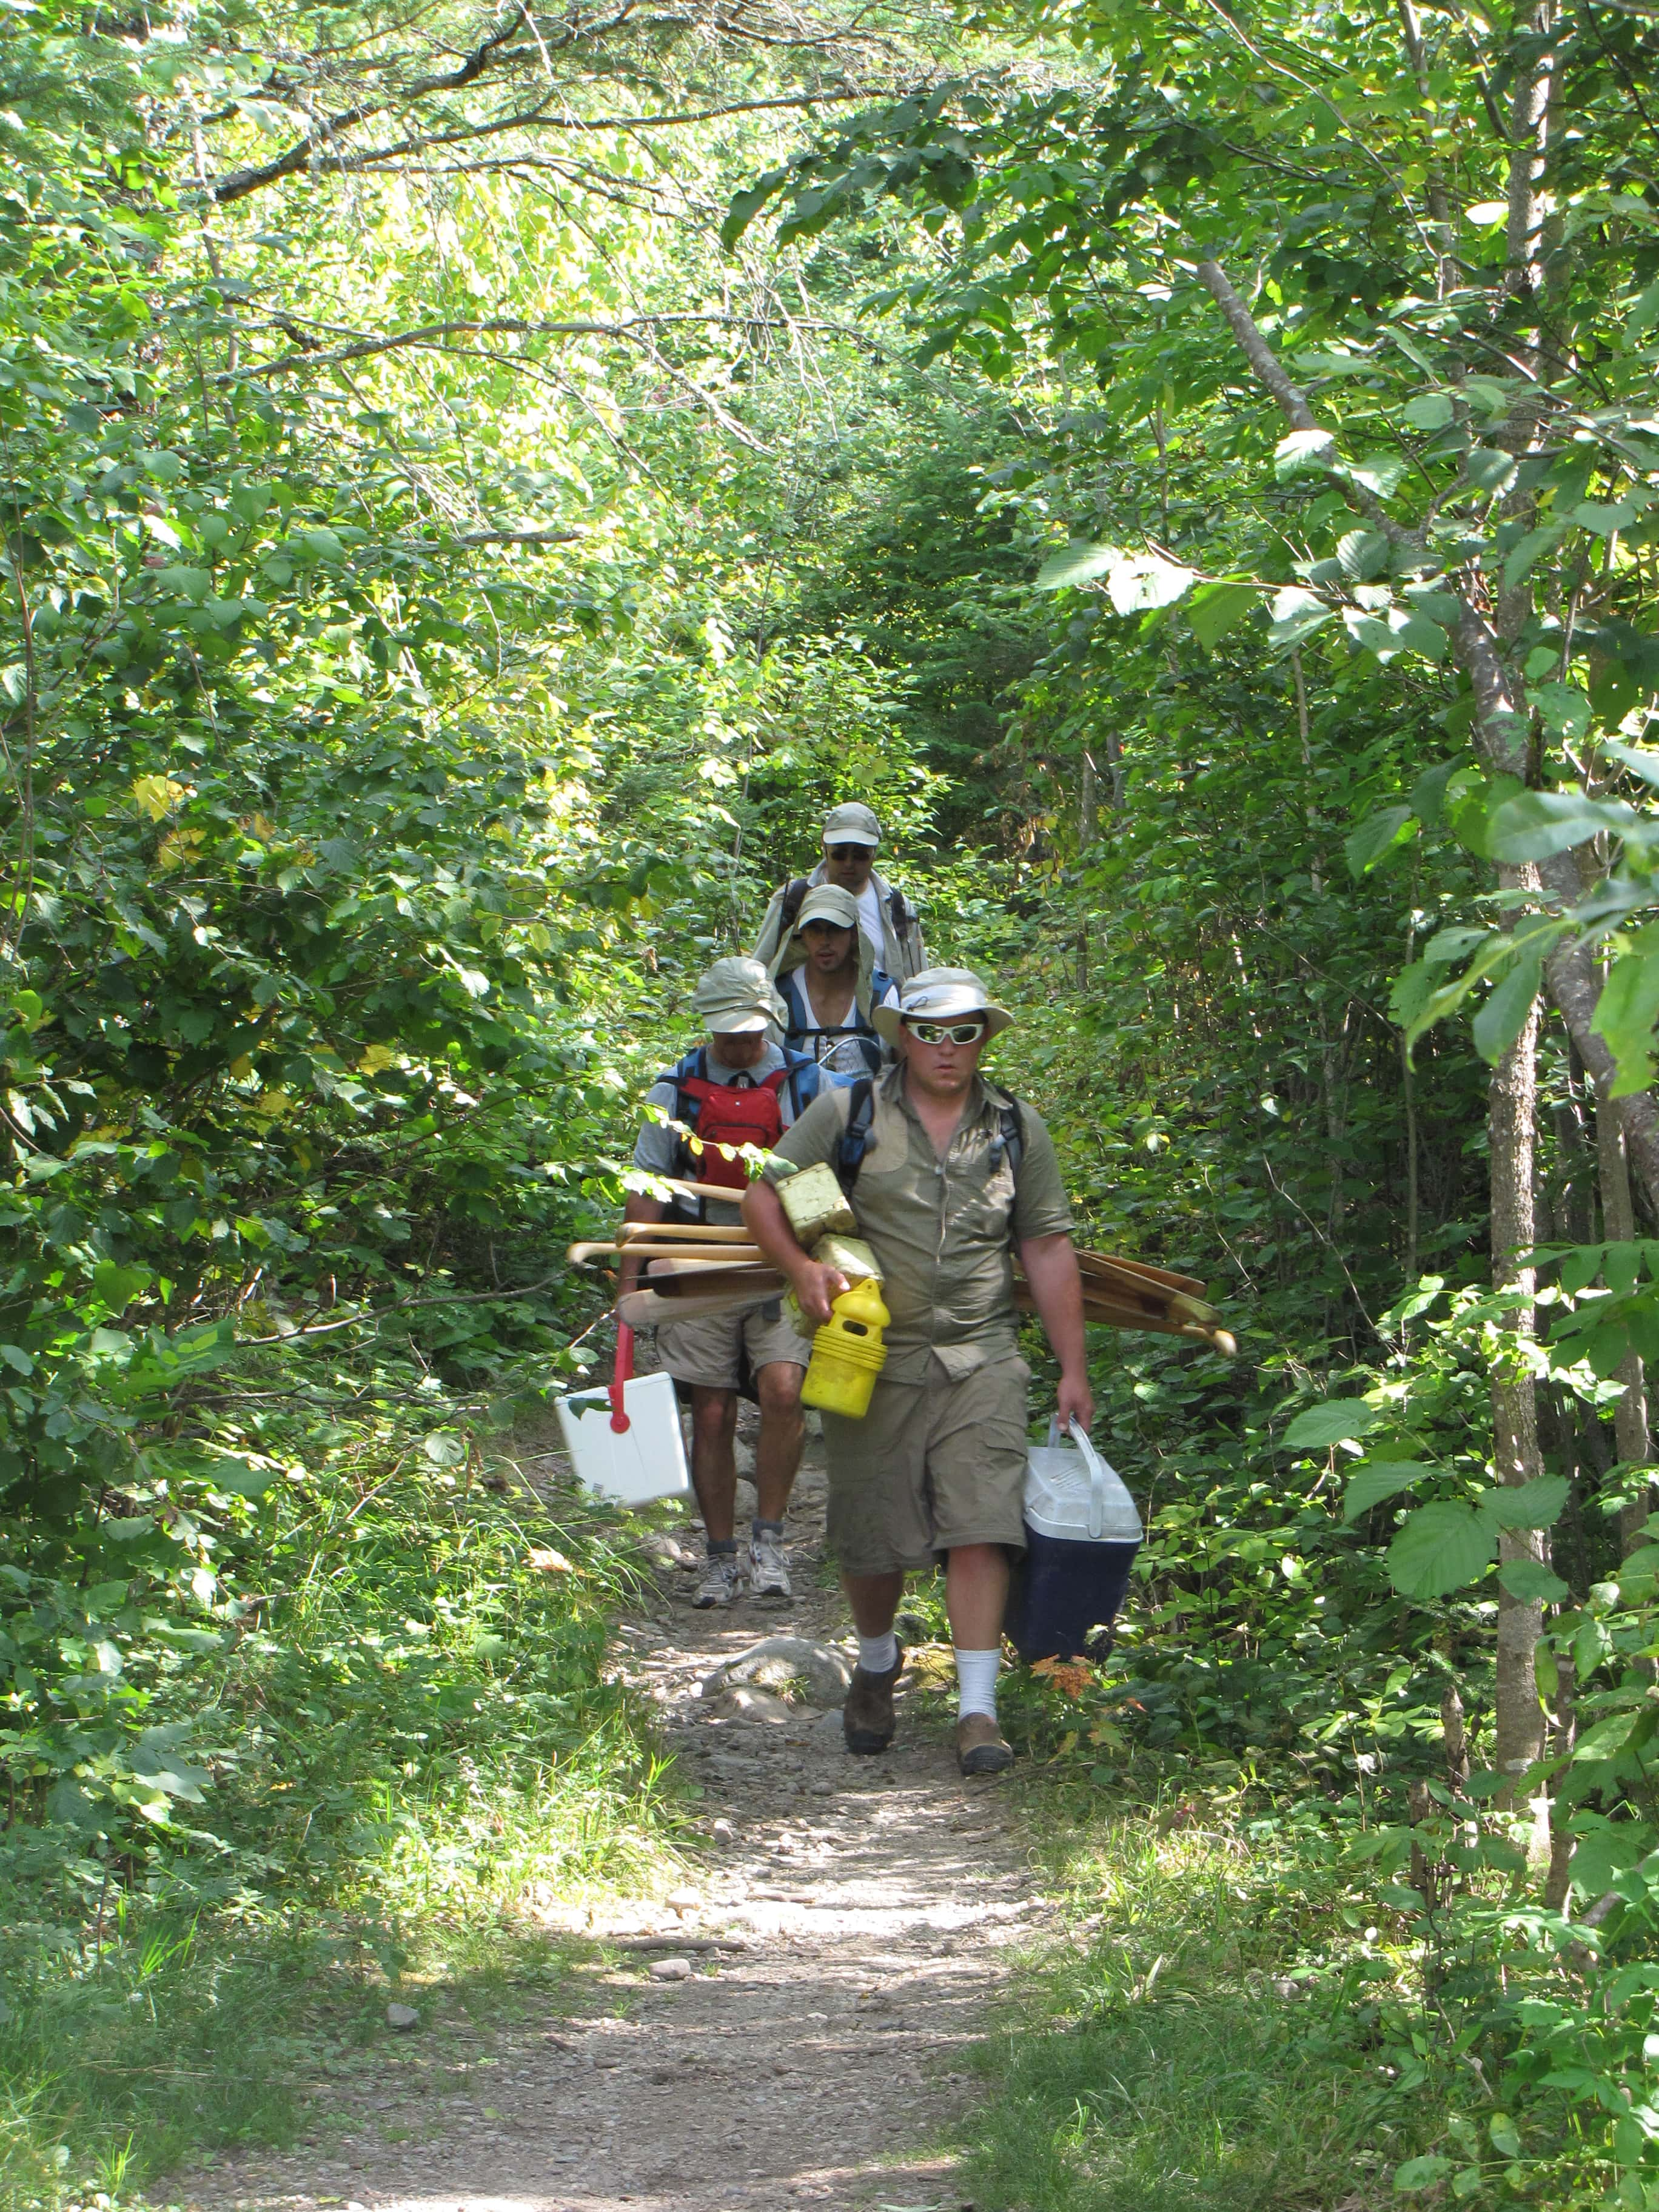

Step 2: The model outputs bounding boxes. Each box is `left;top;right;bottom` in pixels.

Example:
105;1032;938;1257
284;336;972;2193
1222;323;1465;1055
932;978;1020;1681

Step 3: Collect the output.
766;1065;1074;1385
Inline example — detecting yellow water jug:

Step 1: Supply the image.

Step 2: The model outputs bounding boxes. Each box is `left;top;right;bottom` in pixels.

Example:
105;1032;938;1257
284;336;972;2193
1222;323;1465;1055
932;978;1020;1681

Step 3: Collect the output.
800;1275;891;1419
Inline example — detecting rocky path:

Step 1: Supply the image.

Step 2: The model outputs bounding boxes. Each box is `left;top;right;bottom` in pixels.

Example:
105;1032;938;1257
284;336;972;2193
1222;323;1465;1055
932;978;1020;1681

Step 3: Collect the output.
178;1435;1048;2212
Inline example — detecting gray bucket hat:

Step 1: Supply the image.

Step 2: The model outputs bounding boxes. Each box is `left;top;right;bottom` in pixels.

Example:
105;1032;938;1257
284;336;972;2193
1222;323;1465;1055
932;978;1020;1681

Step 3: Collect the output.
822;801;882;847
791;883;861;935
693;955;786;1036
873;966;1013;1045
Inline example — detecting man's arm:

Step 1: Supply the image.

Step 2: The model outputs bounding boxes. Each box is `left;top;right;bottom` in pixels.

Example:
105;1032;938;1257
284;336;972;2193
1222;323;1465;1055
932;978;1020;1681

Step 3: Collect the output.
1018;1232;1094;1435
618;1193;666;1296
742;1181;848;1327
749;886;786;970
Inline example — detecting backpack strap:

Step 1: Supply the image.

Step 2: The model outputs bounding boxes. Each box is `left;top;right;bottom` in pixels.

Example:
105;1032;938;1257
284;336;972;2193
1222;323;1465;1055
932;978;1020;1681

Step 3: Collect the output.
888;884;911;945
778;877;811;934
988;1091;1025;1179
834;1077;877;1196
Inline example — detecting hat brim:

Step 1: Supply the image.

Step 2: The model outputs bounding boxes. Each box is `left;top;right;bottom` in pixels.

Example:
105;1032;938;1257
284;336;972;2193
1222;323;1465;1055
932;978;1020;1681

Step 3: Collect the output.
821;830;879;847
873;1001;1013;1044
704;1010;774;1035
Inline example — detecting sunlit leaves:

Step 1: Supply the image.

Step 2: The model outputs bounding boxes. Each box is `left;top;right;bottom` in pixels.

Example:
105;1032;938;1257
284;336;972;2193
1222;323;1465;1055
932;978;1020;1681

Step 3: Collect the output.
1282;1400;1383;1450
1387;1501;1496;1598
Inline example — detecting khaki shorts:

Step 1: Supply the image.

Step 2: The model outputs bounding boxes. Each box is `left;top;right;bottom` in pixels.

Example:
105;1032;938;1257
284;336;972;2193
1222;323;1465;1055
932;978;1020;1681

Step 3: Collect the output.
654;1303;810;1392
820;1353;1031;1575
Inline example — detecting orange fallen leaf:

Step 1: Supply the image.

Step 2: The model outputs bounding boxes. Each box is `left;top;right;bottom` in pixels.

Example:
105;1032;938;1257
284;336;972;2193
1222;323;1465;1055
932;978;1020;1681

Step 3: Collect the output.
1030;1656;1094;1698
527;1546;573;1574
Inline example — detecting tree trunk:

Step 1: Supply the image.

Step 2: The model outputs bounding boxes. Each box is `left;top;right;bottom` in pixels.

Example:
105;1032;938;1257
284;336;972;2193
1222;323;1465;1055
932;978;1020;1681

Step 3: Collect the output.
1489;989;1549;1805
1598;1081;1654;1552
1543;1647;1577;1914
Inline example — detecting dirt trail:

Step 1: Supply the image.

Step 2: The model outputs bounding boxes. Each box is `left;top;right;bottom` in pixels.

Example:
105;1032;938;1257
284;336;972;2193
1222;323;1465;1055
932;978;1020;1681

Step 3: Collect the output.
178;1426;1048;2212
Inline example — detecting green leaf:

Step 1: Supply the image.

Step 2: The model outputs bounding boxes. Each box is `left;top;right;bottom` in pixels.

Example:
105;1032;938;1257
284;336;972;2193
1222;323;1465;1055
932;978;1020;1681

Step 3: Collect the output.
1575;1711;1640;1763
720;169;788;248
1345;804;1416;879
1481;1475;1568;1529
1602;739;1659;786
1394;2156;1453;2193
1336;529;1389;580
1036;541;1118;591
1463;447;1518;495
1486;788;1638;861
1592;941;1659;1098
1531;683;1592;739
1401;393;1453;431
1283;1400;1383;1450
156;565;212;601
1267;586;1333;650
1409;760;1460;825
1344;1461;1437;1521
92;1260;151;1313
1107;555;1195;616
1185;581;1257;649
1497;1557;1570;1603
1387;1501;1497;1598
1274;429;1336;478
1470;948;1542;1064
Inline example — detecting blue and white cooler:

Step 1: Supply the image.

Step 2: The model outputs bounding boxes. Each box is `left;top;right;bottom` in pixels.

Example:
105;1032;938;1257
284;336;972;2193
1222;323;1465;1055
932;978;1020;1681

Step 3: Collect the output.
1007;1418;1144;1663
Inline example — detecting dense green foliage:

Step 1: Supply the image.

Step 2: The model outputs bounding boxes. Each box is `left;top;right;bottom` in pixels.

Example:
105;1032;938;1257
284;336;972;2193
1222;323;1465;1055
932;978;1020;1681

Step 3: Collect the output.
8;0;1659;2203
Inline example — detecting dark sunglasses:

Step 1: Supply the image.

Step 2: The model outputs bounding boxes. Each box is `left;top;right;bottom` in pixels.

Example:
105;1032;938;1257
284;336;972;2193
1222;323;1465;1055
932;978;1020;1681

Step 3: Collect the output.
904;1017;987;1046
824;843;873;862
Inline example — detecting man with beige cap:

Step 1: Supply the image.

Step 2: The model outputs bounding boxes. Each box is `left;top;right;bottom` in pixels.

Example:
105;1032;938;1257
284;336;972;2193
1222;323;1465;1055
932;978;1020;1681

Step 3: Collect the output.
751;801;927;985
742;968;1093;1775
765;882;899;1079
623;957;833;1609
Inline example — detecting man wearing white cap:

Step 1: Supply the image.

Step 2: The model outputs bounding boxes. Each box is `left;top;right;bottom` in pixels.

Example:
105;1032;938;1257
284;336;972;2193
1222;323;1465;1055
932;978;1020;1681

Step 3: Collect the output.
743;968;1093;1775
623;957;833;1610
751;801;927;985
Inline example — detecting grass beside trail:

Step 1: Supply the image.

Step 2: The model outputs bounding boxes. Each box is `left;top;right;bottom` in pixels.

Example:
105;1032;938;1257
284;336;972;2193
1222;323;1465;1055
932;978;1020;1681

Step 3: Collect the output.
0;1461;691;2212
954;1766;1449;2212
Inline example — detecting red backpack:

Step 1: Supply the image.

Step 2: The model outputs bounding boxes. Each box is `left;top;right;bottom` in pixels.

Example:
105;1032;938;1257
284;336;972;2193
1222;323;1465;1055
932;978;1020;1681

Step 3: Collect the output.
673;1054;792;1193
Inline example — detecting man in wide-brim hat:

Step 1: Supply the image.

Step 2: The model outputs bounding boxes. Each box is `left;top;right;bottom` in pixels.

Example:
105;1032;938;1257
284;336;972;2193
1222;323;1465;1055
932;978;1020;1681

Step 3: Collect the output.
743;966;1093;1776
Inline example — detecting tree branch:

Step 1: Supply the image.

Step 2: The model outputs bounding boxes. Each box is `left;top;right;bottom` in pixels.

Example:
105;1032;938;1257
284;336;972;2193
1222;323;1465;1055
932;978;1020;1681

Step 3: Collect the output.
1193;249;1659;1224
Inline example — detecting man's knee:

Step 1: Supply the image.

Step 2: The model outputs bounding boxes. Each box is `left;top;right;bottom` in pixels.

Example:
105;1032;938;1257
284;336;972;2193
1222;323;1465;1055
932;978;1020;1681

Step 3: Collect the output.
754;1362;803;1418
691;1387;737;1441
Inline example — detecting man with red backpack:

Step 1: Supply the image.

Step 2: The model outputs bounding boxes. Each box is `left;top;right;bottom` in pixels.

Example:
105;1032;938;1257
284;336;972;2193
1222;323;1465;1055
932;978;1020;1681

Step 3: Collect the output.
622;959;833;1609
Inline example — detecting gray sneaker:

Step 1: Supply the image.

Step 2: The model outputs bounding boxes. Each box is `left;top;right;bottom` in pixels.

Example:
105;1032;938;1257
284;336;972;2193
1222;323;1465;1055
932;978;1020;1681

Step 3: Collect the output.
692;1552;747;1609
749;1528;792;1604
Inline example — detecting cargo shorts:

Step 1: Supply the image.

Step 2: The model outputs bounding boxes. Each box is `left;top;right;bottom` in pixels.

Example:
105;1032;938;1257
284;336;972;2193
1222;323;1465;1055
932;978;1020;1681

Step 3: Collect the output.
654;1303;810;1392
820;1351;1031;1575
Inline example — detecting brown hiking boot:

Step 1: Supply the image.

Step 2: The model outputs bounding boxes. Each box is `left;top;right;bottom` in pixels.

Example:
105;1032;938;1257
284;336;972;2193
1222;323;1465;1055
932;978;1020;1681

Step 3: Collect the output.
956;1714;1014;1777
842;1644;904;1754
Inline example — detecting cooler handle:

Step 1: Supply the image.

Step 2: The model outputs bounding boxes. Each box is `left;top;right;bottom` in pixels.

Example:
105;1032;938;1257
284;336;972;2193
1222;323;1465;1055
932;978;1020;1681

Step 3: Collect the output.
609;1321;635;1433
1045;1413;1108;1540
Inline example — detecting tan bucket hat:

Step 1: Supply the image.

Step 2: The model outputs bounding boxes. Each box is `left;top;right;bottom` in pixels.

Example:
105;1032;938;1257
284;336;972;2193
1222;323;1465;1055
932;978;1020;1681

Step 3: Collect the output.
872;966;1013;1045
822;800;882;847
693;955;786;1036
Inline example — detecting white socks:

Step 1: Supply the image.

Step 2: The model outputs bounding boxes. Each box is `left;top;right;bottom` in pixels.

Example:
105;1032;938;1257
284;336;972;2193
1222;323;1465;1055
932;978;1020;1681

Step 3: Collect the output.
954;1647;1000;1720
857;1631;899;1676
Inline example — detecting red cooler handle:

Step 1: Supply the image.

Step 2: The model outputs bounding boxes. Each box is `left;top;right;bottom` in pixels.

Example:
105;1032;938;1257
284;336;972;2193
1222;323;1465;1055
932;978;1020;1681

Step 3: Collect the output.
609;1320;634;1433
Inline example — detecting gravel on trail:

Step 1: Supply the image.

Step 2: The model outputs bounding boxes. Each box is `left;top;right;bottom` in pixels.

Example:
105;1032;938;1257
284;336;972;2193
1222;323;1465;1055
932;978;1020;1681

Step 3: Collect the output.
172;1416;1051;2212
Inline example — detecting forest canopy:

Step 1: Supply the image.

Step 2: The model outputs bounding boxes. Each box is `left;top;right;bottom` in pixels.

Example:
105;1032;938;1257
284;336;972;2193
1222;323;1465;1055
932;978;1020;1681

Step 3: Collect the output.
7;0;1659;2202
